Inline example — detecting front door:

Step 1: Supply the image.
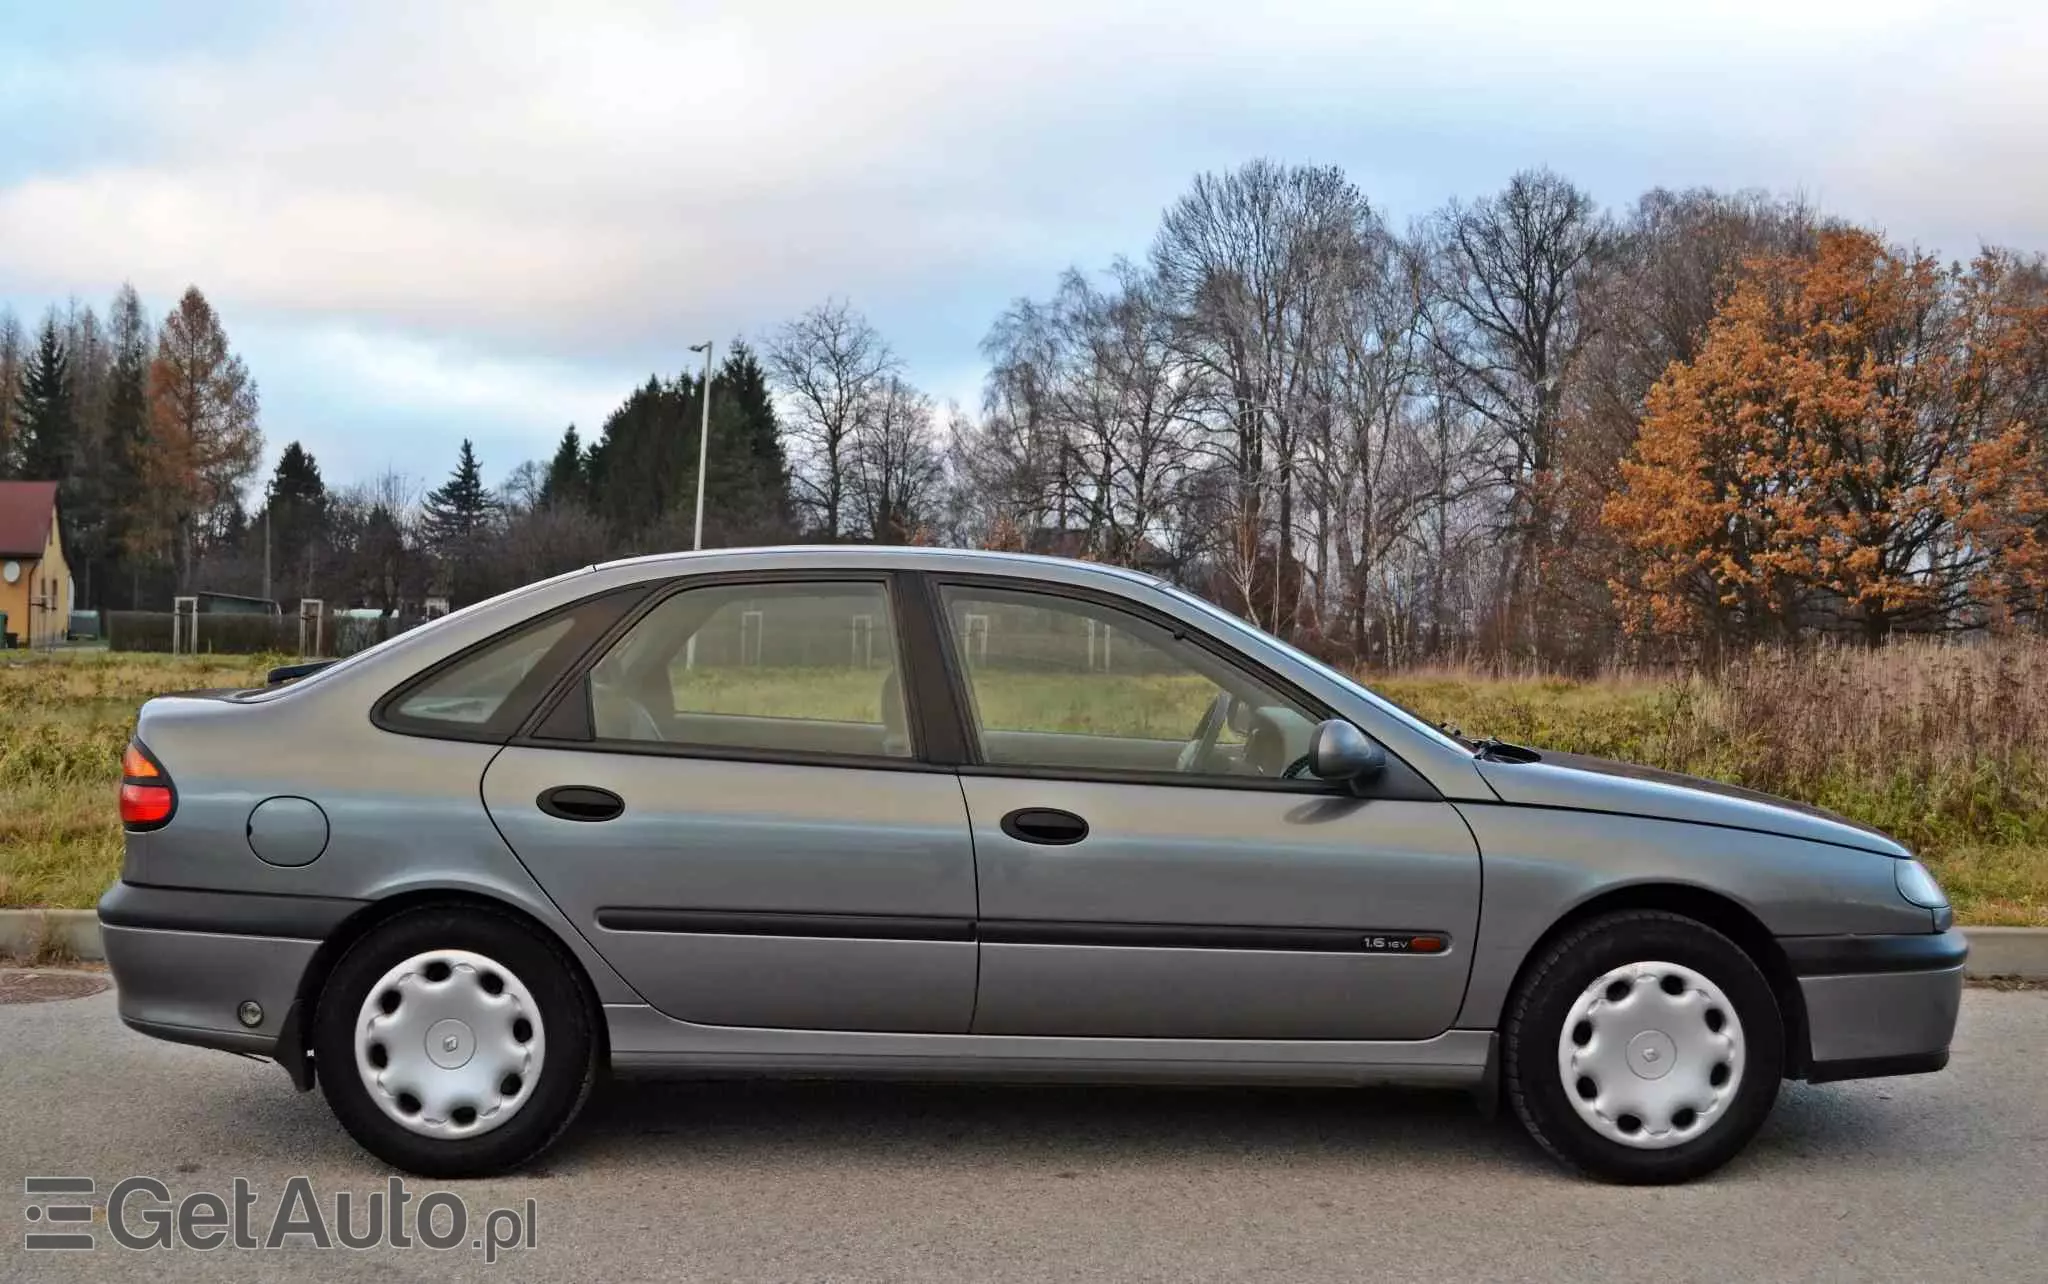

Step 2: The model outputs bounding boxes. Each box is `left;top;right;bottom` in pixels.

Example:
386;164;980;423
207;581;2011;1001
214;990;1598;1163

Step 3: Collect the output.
483;576;977;1033
935;582;1480;1041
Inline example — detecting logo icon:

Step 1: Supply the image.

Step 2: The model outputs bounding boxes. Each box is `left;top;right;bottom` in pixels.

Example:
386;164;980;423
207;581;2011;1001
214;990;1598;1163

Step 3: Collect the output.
24;1177;96;1250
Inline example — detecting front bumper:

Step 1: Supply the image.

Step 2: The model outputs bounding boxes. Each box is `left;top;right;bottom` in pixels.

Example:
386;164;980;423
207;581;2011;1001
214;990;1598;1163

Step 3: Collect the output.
1784;928;1967;1083
97;881;363;1060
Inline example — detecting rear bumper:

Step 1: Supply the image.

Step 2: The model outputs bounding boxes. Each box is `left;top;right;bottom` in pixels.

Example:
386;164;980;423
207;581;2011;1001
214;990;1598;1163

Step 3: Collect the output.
99;923;319;1057
97;881;360;1060
1784;929;1967;1083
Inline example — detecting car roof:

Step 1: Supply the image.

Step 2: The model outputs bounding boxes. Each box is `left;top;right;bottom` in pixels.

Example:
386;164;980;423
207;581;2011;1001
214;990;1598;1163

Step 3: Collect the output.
590;544;1165;586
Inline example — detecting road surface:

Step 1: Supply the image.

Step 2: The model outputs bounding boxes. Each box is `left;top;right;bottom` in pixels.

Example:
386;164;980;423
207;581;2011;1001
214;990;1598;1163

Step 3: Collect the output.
2;979;2043;1282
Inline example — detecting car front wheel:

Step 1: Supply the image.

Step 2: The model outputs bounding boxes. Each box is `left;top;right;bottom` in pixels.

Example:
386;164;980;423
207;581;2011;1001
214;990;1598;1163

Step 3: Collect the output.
311;906;598;1177
1504;909;1784;1183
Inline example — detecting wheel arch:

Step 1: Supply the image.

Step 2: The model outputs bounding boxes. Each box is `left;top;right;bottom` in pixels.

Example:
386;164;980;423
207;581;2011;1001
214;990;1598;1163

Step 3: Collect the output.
280;889;610;1091
1497;882;1811;1081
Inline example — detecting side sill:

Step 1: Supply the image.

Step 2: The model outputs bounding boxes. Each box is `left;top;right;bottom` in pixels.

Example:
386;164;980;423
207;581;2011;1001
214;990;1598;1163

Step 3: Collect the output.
601;1004;1494;1088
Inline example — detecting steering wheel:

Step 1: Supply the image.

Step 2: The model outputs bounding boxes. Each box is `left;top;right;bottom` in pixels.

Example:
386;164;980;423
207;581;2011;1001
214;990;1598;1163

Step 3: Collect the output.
1175;690;1234;774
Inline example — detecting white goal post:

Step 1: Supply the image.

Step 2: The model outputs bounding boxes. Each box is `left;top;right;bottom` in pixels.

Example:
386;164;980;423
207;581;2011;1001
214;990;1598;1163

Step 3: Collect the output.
171;596;199;655
297;599;326;658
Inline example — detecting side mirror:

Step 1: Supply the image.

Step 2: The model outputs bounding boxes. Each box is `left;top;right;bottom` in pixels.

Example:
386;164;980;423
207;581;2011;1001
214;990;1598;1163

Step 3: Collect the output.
1307;719;1387;787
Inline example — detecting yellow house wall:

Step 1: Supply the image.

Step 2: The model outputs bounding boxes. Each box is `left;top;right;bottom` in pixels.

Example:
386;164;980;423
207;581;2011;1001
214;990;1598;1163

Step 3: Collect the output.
0;512;71;647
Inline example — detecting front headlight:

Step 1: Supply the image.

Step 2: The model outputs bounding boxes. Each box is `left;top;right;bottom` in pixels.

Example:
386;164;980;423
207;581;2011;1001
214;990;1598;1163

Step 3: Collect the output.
1895;859;1949;909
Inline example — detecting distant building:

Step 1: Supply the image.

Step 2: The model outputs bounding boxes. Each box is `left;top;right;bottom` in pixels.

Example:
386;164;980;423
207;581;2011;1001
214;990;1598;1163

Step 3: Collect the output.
0;481;72;648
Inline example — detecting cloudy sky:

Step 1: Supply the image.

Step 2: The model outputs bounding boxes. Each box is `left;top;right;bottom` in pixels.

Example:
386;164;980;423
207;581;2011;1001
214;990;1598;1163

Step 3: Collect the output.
1;1;2041;489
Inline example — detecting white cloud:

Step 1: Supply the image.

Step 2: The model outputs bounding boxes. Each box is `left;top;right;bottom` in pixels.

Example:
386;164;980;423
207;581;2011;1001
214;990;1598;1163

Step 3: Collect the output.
8;1;2038;336
0;0;2042;478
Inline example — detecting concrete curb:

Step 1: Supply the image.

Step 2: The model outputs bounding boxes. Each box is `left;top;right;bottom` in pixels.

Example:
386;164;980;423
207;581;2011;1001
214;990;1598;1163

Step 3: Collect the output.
0;909;102;962
1955;927;2048;981
5;908;2048;979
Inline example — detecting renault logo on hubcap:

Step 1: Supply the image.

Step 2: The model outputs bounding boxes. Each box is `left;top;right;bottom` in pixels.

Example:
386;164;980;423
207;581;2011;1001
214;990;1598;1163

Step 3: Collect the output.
425;1018;476;1069
1627;1029;1677;1080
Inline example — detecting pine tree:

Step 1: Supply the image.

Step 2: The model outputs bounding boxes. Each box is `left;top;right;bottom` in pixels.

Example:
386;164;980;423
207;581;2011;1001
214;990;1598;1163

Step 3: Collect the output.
587;375;691;540
59;303;114;606
421;439;495;547
540;425;586;508
421;440;498;607
577;345;799;551
707;341;796;542
264;441;328;598
13;312;72;482
0;310;23;473
102;286;154;605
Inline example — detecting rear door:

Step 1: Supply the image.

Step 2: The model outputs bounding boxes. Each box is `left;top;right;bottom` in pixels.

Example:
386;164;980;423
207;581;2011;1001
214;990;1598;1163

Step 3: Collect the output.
482;574;978;1033
934;580;1480;1041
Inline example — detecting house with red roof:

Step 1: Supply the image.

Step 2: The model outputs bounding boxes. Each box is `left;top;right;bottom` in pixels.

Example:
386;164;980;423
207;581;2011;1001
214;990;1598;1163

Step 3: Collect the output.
0;481;71;648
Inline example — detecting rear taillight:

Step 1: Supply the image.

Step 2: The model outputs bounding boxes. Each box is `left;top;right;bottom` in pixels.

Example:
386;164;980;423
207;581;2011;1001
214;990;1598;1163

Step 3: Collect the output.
119;740;176;830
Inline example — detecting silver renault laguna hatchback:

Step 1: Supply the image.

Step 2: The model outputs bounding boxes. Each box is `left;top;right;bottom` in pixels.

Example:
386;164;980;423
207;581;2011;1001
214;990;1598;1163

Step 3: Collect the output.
98;547;1965;1183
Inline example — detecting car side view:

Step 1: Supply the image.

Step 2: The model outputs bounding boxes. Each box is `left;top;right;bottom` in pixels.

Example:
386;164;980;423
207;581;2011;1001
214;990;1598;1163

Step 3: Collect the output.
97;547;1967;1183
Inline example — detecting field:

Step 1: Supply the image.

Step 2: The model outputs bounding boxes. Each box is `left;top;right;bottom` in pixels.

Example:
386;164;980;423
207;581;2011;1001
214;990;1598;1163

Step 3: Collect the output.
3;642;2044;923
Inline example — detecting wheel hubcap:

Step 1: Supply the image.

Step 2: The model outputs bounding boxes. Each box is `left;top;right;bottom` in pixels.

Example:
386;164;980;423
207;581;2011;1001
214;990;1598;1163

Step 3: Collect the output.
353;950;543;1140
1556;960;1744;1150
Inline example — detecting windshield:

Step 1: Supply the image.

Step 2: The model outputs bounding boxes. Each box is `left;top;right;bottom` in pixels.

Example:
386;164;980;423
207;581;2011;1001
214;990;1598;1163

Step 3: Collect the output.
1158;584;1476;754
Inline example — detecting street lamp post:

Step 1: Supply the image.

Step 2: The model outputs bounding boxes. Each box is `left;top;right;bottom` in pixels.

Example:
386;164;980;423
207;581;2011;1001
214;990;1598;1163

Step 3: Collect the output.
688;341;714;551
684;341;715;673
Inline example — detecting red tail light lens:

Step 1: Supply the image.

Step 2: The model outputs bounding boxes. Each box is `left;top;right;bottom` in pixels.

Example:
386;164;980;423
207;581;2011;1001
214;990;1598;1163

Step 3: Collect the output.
119;741;176;830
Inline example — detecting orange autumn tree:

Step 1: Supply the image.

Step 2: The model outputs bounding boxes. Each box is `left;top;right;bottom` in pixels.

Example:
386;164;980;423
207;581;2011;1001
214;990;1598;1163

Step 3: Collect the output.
136;287;263;591
1605;230;2048;646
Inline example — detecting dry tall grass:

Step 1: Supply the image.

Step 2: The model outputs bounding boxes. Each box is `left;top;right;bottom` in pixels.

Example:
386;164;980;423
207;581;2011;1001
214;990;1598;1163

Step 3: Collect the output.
1376;639;2048;923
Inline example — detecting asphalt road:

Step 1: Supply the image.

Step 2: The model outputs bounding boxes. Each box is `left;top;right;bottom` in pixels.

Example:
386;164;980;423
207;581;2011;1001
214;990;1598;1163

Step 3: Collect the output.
2;980;2044;1283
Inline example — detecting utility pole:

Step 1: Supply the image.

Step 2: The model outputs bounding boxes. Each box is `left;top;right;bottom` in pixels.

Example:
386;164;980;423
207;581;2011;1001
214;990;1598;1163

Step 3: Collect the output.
685;341;715;672
263;505;272;605
688;341;714;551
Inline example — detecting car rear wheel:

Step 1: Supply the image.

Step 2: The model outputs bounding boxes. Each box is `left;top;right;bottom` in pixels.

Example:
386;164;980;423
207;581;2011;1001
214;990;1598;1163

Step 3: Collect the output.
312;906;597;1177
1504;909;1784;1183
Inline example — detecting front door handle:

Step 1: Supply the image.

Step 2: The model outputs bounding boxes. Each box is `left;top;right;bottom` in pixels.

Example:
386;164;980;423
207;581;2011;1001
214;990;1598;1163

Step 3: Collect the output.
1000;807;1090;845
538;785;625;823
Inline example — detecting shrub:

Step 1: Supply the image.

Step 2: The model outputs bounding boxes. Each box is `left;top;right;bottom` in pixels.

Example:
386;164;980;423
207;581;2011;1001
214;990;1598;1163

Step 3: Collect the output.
106;611;302;655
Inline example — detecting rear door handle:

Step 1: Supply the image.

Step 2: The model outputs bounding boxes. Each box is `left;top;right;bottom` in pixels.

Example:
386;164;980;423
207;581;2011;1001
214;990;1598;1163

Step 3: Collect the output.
1000;808;1089;845
538;785;625;823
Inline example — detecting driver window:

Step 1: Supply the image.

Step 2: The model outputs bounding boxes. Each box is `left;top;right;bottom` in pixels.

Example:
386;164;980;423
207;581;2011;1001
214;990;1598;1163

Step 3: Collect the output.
938;585;1317;779
585;581;912;759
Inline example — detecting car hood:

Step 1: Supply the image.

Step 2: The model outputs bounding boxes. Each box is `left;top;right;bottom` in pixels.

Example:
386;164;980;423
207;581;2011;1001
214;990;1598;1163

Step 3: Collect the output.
1472;749;1909;858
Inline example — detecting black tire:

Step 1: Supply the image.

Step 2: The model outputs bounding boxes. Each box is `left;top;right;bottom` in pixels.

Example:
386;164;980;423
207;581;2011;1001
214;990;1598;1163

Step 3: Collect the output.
1503;910;1784;1184
312;905;598;1178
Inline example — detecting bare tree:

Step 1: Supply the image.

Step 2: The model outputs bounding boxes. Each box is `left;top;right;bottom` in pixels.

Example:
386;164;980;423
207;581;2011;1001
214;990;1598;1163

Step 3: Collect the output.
848;377;945;543
1421;169;1610;655
765;299;900;539
1152;160;1380;636
974;262;1205;568
328;470;422;616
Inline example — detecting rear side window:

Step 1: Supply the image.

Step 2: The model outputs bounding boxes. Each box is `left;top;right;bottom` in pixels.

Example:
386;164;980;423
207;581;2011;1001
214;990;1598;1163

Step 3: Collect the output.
378;588;644;740
576;580;913;760
391;616;578;727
